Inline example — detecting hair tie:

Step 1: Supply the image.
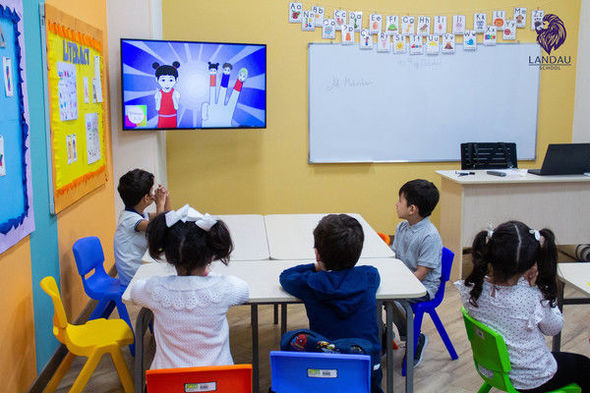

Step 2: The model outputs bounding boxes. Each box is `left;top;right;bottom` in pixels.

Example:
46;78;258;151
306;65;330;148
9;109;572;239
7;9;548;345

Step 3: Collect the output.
164;204;218;231
529;229;545;247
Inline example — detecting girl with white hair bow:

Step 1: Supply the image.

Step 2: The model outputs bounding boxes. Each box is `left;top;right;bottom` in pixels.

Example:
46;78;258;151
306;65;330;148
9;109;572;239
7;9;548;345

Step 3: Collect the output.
129;205;249;370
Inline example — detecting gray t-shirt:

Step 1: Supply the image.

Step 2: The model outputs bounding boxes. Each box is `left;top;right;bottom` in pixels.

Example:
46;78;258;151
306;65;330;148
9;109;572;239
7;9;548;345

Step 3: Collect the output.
392;217;442;299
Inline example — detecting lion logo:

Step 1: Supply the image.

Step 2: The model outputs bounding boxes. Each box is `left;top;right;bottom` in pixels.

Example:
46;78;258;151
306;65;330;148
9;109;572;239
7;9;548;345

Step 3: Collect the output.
536;14;566;55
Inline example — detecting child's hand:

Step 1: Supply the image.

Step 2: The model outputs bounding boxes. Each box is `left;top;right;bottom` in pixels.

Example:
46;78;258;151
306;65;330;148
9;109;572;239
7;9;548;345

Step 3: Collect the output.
524;263;538;287
154;185;168;210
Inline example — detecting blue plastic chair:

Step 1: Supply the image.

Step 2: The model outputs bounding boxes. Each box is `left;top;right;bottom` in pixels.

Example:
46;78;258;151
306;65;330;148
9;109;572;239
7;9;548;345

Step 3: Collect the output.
72;236;135;356
269;351;371;393
402;247;458;375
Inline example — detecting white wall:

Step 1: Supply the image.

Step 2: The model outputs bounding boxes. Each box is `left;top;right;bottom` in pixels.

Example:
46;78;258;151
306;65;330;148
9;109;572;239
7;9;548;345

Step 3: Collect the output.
574;0;590;142
107;0;166;214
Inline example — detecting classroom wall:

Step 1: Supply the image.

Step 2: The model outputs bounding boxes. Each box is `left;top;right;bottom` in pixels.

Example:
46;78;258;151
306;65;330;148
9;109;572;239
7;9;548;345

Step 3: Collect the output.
574;0;590;142
163;0;580;233
108;0;167;216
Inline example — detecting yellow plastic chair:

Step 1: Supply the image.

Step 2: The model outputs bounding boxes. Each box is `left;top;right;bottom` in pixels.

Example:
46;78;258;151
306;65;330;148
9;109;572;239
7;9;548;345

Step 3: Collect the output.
40;276;134;393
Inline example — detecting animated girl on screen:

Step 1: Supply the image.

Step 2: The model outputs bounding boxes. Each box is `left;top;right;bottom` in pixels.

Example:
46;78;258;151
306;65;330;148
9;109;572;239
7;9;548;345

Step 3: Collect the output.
153;61;181;128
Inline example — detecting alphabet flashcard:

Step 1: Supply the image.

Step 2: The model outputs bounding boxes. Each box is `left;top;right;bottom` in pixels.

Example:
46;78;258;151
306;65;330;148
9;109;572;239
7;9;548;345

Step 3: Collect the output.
322;19;336;39
463;30;477;50
302;10;314;31
531;10;544;31
474;13;487;33
493;10;506;30
484;26;497;45
341;24;355;44
334;10;347;30
426;35;440;55
385;15;399;35
393;34;407;54
453;15;465;34
409;35;424;55
369;14;382;35
312;6;325;27
503;20;516;40
377;32;390;52
288;2;302;23
360;29;372;49
441;33;455;54
433;16;447;35
514;7;527;28
417;16;431;36
349;11;363;32
402;16;415;36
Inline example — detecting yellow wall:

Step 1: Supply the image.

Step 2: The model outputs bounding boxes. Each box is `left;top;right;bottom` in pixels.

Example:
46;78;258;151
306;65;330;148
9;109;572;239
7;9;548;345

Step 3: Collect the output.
0;240;36;392
166;0;579;233
47;0;116;318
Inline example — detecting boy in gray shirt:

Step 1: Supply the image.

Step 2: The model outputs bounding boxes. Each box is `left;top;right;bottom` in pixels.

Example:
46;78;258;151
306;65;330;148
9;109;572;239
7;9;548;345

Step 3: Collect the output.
391;179;442;367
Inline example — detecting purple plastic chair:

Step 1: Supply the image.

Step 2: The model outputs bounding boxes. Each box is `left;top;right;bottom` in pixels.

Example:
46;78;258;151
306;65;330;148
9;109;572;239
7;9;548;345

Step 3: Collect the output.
402;247;458;375
73;236;135;356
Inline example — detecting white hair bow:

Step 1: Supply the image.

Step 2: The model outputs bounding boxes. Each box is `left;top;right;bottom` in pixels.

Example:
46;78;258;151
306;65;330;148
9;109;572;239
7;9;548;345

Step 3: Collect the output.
486;223;494;240
529;229;545;247
164;204;218;231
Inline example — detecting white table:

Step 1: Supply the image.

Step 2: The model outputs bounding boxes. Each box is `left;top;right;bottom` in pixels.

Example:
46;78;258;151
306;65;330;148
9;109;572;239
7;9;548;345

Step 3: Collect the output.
124;258;426;393
436;170;590;280
552;262;590;351
264;213;395;260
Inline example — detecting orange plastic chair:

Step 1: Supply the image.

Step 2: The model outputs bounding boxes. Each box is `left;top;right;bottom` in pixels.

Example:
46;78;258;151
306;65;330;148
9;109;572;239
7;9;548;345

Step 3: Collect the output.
377;232;391;246
40;276;134;393
146;364;252;393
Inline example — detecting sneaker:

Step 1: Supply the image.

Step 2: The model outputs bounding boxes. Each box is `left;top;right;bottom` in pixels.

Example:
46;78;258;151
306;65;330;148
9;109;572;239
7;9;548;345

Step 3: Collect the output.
413;333;428;367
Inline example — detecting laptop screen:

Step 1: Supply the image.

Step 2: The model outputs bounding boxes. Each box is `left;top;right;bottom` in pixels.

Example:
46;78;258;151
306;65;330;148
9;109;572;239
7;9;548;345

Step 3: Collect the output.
540;143;590;175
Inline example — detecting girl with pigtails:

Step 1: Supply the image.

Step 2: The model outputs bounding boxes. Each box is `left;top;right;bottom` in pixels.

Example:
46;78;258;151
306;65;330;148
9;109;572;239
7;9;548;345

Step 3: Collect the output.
455;221;590;392
129;205;249;369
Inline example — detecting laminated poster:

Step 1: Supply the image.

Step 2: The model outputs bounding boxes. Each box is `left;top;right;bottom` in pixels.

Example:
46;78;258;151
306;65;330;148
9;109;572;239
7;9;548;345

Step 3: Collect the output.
484;26;497;45
385;16;399;35
302;10;314;31
289;2;302;23
531;10;544;31
369;14;382;35
463;30;477;50
322;19;336;40
359;29;372;49
349;11;362;32
441;33;455;54
474;13;487;33
377;32;390;52
426;35;440;55
401;16;415;36
83;77;89;103
0;135;5;177
433;16;447;35
334;9;347;31
393;34;407;54
341;24;354;45
85;113;101;164
503;20;516;40
312;6;324;27
417;16;431;36
453;15;465;35
57;61;78;121
2;56;13;97
409;35;423;55
514;7;527;28
493;10;506;29
93;56;103;103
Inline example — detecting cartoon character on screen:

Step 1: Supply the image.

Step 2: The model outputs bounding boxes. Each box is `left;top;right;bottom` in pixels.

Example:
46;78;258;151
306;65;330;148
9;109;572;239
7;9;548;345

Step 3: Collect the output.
201;64;248;128
153;61;180;128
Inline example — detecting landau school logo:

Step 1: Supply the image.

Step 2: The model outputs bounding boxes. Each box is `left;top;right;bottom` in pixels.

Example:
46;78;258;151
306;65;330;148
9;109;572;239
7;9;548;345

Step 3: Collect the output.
529;14;570;70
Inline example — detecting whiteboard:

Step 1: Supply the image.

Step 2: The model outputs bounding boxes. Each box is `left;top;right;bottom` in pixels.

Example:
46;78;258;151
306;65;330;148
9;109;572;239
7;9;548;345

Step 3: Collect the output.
308;43;540;163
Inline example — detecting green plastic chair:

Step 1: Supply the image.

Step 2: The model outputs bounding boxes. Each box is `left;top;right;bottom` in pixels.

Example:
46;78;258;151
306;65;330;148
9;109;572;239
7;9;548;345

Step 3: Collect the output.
461;307;581;393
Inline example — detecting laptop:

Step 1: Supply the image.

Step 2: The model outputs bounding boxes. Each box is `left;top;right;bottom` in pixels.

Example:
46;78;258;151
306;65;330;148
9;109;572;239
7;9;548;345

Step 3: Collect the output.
528;143;590;175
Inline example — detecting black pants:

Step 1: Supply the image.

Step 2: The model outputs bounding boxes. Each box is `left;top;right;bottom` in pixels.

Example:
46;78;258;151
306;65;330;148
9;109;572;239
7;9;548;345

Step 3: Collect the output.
518;352;590;393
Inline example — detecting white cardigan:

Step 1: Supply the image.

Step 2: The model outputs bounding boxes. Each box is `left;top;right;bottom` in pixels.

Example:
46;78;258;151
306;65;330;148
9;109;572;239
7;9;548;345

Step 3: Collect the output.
130;272;249;369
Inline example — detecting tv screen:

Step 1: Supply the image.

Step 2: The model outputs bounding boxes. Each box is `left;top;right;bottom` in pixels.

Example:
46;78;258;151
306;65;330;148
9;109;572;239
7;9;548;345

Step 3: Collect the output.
121;38;266;130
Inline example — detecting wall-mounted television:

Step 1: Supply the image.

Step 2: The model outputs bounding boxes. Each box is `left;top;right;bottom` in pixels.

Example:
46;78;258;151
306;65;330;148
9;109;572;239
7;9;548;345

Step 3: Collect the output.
120;38;266;130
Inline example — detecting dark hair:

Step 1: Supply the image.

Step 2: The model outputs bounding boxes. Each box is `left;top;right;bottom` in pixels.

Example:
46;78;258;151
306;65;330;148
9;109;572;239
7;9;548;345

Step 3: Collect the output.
222;62;232;70
399;179;439;217
117;169;154;208
465;220;558;307
152;61;180;78
147;213;233;275
313;214;364;271
208;62;219;70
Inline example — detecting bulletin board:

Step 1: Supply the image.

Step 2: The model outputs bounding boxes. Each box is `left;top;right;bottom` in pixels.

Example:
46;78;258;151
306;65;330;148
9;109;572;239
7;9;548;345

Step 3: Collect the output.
0;0;35;255
43;4;107;213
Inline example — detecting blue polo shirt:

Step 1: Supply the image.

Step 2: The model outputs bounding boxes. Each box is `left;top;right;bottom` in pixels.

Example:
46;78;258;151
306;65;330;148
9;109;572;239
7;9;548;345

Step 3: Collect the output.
392;217;442;299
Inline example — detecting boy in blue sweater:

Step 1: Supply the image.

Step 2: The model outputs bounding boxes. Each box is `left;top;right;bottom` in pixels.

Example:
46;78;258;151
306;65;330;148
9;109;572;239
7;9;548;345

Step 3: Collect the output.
279;214;383;393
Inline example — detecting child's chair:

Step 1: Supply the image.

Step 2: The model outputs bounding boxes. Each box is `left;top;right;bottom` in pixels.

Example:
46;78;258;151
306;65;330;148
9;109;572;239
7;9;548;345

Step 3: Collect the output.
40;276;134;393
269;351;371;393
72;236;134;355
146;365;252;393
461;307;581;393
402;247;459;375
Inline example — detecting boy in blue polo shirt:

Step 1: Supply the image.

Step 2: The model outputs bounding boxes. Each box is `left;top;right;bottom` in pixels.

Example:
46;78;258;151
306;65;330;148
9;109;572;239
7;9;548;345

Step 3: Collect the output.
391;179;442;366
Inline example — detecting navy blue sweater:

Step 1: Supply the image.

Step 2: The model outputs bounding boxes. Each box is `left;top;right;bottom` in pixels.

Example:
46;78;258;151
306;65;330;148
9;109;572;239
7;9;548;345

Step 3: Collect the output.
279;263;381;355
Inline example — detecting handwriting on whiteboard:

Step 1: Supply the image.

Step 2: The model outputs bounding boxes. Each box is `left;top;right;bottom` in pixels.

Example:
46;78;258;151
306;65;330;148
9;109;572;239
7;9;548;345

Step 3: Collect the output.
326;76;374;92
